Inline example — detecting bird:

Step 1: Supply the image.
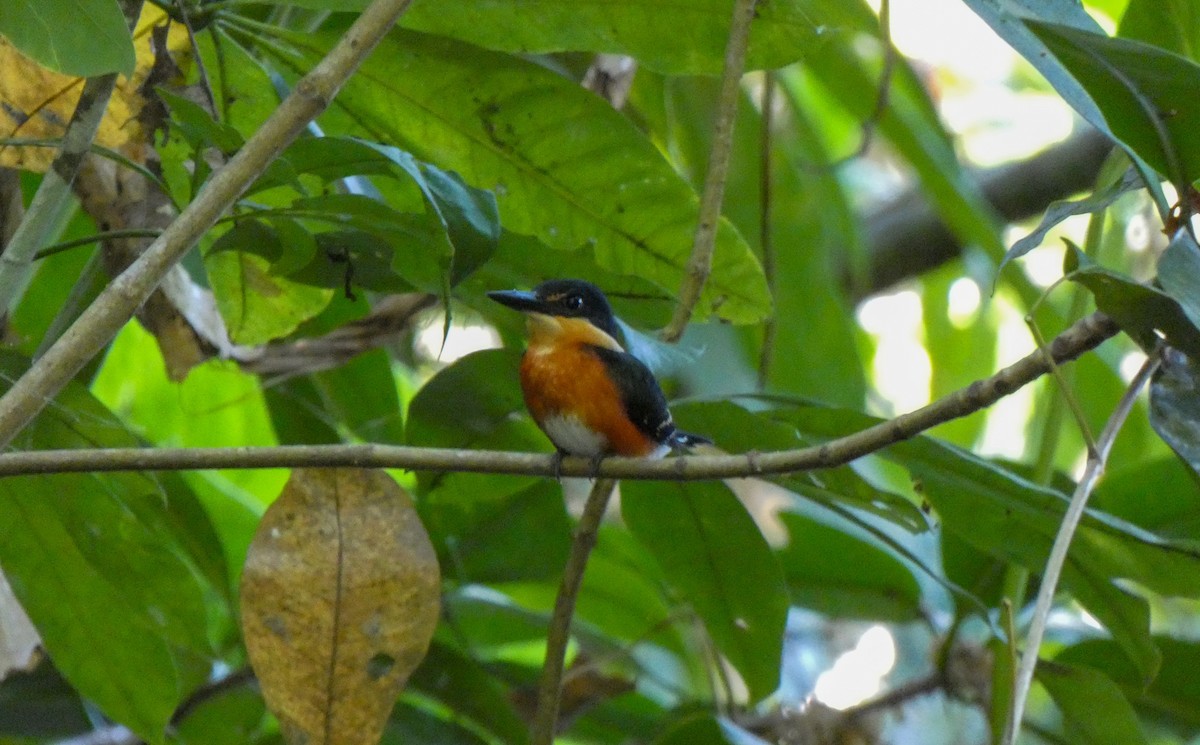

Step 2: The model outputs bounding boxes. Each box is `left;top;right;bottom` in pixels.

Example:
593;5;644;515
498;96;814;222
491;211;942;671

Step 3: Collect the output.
488;279;710;468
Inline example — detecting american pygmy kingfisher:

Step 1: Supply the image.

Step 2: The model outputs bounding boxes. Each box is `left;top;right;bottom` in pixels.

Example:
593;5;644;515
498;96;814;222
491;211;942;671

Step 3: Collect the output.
489;279;709;462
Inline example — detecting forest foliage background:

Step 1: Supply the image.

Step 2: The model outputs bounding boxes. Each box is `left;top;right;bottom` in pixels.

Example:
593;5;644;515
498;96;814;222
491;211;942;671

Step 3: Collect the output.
2;1;1200;744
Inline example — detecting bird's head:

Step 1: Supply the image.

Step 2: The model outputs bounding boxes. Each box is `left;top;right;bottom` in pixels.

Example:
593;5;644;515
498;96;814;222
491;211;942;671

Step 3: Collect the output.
488;279;621;344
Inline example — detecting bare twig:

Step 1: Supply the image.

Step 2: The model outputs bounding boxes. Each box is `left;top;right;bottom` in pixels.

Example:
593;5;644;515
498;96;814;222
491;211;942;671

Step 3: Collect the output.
1002;348;1161;745
0;312;1119;477
661;0;759;342
0;70;123;314
757;71;777;389
531;478;618;744
0;0;416;449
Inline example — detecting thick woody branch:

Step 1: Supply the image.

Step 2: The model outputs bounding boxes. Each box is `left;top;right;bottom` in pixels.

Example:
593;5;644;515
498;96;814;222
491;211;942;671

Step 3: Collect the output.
0;312;1119;477
0;0;415;449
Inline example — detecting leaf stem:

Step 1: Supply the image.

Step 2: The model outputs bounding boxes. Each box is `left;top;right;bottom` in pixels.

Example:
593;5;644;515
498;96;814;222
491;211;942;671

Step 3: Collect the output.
531;478;617;744
661;0;758;342
0;70;121;316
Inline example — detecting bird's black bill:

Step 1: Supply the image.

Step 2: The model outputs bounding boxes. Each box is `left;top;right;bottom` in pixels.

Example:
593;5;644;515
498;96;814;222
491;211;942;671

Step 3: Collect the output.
488;289;545;314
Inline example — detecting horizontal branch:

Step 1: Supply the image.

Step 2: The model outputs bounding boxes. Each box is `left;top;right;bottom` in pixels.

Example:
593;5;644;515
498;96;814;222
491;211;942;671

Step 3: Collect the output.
0;313;1119;479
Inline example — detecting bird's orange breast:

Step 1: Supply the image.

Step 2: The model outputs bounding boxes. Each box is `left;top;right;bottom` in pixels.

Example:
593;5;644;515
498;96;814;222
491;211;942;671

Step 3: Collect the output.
519;318;657;457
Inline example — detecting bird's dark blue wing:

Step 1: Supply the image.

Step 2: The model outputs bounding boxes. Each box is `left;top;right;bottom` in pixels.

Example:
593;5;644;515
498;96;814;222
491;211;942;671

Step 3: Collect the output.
589;345;708;448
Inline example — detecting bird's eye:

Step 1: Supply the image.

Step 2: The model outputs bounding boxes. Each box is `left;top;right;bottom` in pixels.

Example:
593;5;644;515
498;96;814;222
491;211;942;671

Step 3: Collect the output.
565;294;584;311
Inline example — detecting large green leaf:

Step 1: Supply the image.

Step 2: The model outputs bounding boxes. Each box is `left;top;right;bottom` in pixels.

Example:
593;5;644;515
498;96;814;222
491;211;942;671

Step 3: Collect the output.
674;401;929;532
0;0;134;77
1064;242;1200;358
1057;637;1200;731
779;404;1200;681
206;221;335;344
0;354;230;743
248;0;827;74
622;481;787;702
407;642;529;745
1037;660;1148;745
423;480;571;583
777;512;922;620
244;26;769;325
962;0;1167;212
1030;20;1200;188
1119;0;1200;61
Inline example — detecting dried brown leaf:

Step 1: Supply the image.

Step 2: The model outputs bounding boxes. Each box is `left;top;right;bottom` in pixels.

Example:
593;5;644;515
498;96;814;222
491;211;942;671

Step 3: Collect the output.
240;468;440;745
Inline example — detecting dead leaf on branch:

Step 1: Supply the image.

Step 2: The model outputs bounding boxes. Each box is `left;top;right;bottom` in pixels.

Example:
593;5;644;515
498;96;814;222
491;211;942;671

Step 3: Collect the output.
240;468;440;745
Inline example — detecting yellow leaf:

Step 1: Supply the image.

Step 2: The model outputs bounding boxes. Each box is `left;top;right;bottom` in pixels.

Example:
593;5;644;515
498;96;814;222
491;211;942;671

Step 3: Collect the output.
0;6;190;171
240;469;441;745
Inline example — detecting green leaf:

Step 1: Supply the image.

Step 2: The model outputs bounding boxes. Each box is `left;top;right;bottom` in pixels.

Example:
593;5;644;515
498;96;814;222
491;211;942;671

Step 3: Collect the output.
962;0;1168;212
408;642;529;745
1095;457;1200;540
251;27;769;325
1057;637;1200;731
1157;229;1200;332
1063;241;1200;358
622;481;787;702
0;353;229;743
1149;349;1200;477
1118;0;1200;62
251;0;827;74
777;512;921;620
0;660;89;738
1002;166;1142;268
1037;660;1148;745
655;714;770;745
1029;20;1200;187
778;404;1200;681
0;0;134;77
205;220;335;344
674;401;929;532
159;89;246;155
425;480;571;583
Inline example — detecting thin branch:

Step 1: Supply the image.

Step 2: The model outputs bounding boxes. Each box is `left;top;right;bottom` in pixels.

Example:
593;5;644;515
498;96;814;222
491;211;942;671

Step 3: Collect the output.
531;478;617;744
756;71;777;389
0;69;124;314
661;0;759;342
1001;347;1161;745
0;0;417;451
0;313;1119;477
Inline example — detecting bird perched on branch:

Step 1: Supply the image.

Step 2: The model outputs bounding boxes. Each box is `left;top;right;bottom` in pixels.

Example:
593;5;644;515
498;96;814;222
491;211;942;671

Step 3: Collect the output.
488;279;709;468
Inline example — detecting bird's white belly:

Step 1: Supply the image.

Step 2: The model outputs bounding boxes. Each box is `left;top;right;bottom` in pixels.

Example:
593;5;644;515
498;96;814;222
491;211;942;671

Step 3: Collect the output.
542;413;609;456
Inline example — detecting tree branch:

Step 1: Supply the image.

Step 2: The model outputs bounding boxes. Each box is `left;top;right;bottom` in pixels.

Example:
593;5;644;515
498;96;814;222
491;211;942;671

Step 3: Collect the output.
0;0;416;450
1001;346;1160;745
0;312;1118;478
531;478;617;744
661;0;758;342
859;127;1113;299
